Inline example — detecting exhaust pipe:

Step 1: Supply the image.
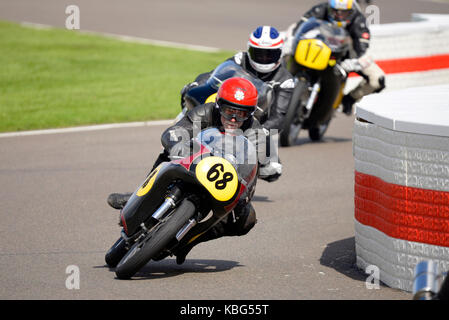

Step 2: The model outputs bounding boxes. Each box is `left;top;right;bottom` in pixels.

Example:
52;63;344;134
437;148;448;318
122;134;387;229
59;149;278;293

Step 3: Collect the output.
152;197;176;220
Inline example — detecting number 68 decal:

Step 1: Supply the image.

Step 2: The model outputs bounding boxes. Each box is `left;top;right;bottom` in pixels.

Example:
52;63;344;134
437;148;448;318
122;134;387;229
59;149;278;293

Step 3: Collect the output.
196;157;238;202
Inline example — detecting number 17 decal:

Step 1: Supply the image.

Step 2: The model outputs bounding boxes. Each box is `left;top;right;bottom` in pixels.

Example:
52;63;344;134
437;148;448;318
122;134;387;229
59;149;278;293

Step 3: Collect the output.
305;41;324;63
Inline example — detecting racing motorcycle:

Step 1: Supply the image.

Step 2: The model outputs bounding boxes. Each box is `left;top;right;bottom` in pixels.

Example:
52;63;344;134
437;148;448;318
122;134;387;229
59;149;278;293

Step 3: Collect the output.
176;60;274;125
280;18;351;146
105;128;258;279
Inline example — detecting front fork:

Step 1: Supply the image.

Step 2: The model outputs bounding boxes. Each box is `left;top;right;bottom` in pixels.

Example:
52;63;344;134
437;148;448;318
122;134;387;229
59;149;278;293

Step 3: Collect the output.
304;81;321;118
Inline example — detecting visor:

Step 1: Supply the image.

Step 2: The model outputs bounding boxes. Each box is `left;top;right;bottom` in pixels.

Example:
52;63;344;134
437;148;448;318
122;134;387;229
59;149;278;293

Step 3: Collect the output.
330;8;352;21
248;47;282;65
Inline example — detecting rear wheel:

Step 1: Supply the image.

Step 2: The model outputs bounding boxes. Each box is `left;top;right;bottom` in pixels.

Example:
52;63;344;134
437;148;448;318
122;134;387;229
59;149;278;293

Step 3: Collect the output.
280;80;308;147
115;198;196;279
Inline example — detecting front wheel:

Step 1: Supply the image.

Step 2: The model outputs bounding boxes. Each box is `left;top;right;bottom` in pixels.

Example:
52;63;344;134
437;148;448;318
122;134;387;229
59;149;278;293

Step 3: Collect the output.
280;80;308;147
115;198;196;279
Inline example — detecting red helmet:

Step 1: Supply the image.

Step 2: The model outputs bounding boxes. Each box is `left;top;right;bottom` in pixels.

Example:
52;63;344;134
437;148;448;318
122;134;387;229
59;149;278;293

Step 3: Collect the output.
216;77;258;122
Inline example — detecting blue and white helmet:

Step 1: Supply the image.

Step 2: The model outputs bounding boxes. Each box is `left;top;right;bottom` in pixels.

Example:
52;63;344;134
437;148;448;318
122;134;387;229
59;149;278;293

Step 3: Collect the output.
247;26;284;73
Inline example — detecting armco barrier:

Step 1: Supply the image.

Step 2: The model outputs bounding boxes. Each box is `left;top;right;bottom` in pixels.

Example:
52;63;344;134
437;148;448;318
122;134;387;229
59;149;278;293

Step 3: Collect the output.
353;84;449;292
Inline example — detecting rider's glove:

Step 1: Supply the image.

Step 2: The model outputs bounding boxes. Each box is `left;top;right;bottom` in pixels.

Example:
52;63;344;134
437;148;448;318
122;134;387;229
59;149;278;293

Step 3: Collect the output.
340;58;363;73
168;141;196;160
180;82;199;109
259;161;282;183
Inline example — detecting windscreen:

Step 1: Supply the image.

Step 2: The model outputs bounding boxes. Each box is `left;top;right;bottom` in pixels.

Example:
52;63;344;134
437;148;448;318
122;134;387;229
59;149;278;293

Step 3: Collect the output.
206;60;273;114
294;18;350;53
196;128;258;183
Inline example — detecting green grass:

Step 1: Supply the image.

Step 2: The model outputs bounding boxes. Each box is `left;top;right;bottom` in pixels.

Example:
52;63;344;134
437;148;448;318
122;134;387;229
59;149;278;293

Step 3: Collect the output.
0;21;233;132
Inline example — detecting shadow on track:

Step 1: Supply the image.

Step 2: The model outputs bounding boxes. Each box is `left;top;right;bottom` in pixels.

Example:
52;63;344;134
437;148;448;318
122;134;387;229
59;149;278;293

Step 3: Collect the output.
319;237;366;282
285;135;352;147
251;195;273;202
101;259;242;280
319;237;392;288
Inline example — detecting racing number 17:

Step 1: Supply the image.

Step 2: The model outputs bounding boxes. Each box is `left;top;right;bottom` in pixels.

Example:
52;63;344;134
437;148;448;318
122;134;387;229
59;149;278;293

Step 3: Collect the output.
306;41;323;63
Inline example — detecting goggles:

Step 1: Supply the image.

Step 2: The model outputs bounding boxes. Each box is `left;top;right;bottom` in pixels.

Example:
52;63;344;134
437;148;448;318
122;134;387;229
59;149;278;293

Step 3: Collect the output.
330;8;352;21
218;103;252;122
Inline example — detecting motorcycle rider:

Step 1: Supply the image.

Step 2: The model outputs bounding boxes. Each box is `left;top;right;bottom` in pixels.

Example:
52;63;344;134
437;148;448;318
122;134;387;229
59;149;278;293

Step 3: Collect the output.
181;25;295;132
283;0;386;115
110;77;278;264
108;26;288;211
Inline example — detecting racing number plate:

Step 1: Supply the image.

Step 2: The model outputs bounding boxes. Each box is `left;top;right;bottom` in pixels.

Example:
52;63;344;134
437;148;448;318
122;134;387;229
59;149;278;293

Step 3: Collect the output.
195;157;238;202
136;165;161;197
295;39;332;70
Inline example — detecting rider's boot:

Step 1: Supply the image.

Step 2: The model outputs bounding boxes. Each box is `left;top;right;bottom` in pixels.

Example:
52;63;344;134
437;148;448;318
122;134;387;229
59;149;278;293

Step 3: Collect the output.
107;192;132;210
175;242;196;265
342;94;356;116
175;203;257;264
175;224;224;265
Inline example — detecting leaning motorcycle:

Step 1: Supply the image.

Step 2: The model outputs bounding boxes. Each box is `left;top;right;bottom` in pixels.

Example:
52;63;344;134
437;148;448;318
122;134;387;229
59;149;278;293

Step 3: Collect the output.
105;128;258;279
176;60;274;125
280;18;351;146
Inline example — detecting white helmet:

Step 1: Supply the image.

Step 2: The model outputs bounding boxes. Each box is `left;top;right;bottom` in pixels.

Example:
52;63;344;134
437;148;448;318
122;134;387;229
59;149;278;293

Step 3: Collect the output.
328;0;356;28
247;26;283;73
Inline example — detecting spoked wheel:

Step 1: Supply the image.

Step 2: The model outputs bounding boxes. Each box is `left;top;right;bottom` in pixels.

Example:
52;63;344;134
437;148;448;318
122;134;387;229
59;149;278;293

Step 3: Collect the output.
115;198;196;279
308;119;331;141
280;80;308;147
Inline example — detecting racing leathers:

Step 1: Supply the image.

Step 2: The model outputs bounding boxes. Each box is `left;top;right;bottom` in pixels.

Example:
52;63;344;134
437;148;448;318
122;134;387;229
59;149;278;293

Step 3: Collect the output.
283;2;386;114
157;102;270;264
107;101;282;211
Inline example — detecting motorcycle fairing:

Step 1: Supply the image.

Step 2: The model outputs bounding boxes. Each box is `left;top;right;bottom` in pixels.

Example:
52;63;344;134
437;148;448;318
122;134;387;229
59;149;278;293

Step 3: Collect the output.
136;164;163;197
121;148;245;236
120;162;198;236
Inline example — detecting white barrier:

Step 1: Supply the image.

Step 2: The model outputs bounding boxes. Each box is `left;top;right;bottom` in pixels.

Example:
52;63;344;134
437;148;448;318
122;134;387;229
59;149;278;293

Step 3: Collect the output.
346;13;449;92
368;15;449;59
354;84;449;292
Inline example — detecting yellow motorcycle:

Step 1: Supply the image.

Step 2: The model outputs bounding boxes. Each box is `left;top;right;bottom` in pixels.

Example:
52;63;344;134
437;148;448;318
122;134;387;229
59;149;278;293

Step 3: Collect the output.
281;18;351;146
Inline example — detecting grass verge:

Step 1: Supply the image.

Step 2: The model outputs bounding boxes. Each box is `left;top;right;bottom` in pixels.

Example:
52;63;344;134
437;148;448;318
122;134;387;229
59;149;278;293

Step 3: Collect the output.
0;20;233;132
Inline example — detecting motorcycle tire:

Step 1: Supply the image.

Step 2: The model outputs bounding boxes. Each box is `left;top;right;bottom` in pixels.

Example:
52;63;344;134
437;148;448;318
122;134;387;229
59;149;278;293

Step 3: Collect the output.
105;237;129;268
280;80;308;147
115;198;196;279
308;119;330;141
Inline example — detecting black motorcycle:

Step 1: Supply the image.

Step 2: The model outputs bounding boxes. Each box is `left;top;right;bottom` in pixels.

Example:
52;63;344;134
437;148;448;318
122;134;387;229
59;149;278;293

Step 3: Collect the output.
105;128;259;279
281;18;351;146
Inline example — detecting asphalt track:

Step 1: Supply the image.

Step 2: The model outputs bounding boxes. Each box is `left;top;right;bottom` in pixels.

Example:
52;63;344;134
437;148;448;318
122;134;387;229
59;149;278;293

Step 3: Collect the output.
1;0;449;301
